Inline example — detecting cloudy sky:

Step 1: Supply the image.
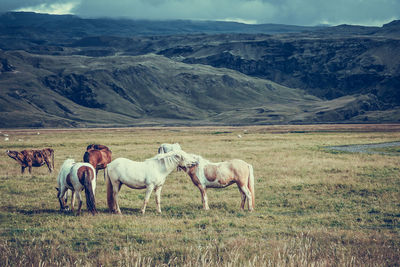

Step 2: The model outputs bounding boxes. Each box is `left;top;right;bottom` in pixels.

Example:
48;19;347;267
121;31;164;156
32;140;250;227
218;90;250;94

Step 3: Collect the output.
1;0;399;26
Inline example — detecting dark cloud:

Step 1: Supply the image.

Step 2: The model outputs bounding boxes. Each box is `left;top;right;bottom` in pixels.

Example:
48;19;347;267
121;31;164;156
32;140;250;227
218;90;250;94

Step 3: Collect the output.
1;0;399;26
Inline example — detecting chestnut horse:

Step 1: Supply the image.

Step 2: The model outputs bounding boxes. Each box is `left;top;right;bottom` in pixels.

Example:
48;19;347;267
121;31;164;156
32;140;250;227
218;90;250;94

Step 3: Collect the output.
56;159;97;215
182;154;255;211
83;144;112;179
6;148;54;174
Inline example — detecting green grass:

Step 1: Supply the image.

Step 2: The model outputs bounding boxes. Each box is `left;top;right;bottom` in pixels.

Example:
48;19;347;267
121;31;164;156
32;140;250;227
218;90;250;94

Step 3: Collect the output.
0;125;399;266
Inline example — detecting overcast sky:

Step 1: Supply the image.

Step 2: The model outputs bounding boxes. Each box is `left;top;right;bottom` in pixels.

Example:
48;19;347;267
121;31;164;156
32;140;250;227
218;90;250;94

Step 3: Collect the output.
1;0;399;26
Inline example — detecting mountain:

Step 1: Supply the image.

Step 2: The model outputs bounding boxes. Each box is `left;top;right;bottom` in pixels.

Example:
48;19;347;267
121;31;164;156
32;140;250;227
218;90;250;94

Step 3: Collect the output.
0;12;399;128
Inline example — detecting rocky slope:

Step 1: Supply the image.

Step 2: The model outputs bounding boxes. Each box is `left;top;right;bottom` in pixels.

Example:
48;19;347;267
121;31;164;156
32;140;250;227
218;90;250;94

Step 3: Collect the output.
0;12;399;127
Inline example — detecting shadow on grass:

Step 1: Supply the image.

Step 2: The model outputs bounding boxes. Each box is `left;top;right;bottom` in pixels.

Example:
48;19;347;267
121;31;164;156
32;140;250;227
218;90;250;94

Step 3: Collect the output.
12;207;120;216
118;207;141;214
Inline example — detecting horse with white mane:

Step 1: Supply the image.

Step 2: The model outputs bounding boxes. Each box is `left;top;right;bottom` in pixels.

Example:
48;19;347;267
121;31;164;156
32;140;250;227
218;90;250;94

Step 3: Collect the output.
158;143;182;154
56;159;97;215
106;150;197;214
181;154;255;211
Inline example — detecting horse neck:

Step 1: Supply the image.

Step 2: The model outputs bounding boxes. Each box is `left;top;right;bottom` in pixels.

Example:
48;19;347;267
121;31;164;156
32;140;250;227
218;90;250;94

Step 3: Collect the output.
154;155;179;175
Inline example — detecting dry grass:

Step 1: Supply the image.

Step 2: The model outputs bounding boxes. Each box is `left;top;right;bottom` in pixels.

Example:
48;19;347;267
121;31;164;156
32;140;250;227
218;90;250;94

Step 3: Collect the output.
0;125;399;266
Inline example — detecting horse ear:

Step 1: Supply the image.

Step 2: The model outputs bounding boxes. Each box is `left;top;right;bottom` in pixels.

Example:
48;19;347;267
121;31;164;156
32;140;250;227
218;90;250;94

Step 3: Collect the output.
55;187;59;192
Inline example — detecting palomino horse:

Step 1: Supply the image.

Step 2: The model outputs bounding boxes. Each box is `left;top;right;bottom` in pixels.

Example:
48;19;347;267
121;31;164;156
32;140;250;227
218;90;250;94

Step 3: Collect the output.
182;154;255;211
84;144;112;179
56;159;97;215
158;143;181;154
6;148;55;174
106;150;197;214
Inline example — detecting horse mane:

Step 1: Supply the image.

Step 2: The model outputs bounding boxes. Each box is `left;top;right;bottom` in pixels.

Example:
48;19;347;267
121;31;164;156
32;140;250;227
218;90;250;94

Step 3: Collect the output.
149;151;180;169
189;154;209;165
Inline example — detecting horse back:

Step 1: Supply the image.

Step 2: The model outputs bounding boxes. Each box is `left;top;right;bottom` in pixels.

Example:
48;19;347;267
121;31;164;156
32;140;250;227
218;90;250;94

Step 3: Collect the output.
86;144;111;152
21;150;45;166
84;149;111;169
203;159;249;186
107;158;149;186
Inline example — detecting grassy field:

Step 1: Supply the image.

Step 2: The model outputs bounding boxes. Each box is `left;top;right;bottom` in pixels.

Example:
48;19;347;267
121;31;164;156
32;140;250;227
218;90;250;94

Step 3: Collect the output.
0;125;399;266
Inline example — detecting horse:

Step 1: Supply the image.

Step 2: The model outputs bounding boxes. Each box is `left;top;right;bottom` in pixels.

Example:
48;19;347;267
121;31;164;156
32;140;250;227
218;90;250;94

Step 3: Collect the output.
106;150;198;214
158;143;181;154
181;154;255;211
56;159;97;215
84;144;112;179
6;148;55;174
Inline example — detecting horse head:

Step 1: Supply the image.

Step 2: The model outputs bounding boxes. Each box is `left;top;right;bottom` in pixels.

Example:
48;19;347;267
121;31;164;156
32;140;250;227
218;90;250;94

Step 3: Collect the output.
6;150;19;160
158;143;182;154
173;150;198;169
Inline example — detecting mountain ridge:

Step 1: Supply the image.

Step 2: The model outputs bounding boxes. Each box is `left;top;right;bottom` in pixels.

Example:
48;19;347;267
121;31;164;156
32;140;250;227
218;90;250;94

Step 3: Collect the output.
0;12;399;128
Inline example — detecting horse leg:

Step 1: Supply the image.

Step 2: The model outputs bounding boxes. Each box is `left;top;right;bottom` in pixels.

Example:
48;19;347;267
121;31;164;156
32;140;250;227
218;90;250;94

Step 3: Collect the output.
197;185;209;210
76;191;83;216
154;185;163;213
26;160;33;174
21;166;25;174
44;159;52;173
238;184;246;210
238;187;247;210
58;187;68;211
70;190;76;212
63;190;69;211
239;185;253;211
141;184;155;214
113;182;122;214
64;190;68;206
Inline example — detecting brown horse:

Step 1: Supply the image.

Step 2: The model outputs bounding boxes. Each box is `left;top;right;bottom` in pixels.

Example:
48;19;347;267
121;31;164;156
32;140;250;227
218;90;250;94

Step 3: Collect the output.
6;148;55;174
182;154;255;211
83;144;112;178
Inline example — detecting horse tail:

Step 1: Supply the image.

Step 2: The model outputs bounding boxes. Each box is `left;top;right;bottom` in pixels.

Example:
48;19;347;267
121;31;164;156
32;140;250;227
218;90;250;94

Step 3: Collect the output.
248;164;255;209
106;167;115;213
82;167;97;215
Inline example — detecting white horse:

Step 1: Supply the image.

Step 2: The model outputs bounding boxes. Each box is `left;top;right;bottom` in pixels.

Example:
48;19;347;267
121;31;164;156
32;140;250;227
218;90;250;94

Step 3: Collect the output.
181;154;255;211
106;150;197;214
158;143;182;154
56;159;97;215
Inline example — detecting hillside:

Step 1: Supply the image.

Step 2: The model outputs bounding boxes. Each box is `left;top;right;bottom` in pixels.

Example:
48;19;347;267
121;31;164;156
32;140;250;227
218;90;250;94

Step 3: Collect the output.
0;12;399;127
